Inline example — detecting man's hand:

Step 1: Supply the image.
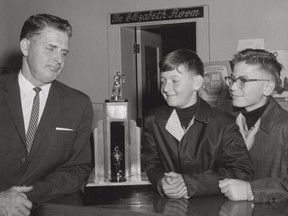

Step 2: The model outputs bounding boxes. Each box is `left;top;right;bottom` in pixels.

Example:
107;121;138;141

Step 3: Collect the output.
0;186;33;216
161;172;188;199
219;179;251;201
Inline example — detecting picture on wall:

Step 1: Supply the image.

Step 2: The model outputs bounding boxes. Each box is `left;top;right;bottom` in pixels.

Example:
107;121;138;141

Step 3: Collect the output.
272;50;288;111
272;50;288;98
199;61;232;105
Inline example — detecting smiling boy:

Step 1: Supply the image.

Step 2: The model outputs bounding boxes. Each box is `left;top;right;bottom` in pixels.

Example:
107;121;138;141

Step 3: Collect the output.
219;49;288;203
141;49;253;199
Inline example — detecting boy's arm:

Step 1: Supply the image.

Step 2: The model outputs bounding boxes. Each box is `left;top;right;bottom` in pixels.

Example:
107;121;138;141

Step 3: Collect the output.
183;122;253;197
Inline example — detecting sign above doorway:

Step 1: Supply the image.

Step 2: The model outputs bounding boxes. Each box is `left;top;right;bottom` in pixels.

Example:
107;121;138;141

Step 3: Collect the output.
110;6;204;25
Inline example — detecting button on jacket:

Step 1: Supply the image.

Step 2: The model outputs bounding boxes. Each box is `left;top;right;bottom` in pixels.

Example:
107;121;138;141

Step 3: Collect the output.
141;97;253;197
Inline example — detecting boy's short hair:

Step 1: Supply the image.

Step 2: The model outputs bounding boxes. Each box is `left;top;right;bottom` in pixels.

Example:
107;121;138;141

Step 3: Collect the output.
159;49;204;76
231;49;283;88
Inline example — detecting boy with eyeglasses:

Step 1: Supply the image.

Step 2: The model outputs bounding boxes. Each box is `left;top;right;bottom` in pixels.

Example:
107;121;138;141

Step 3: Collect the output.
219;48;288;203
141;49;253;199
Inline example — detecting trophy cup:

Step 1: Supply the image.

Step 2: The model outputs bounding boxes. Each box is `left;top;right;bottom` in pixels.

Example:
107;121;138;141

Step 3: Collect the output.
92;71;142;185
105;72;128;182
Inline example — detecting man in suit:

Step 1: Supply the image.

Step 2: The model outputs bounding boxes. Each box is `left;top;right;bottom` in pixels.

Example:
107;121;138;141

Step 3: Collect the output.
0;14;93;215
219;49;288;203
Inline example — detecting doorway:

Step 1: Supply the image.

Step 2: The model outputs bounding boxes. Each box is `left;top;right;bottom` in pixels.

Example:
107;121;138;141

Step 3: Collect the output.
135;22;197;125
108;5;210;127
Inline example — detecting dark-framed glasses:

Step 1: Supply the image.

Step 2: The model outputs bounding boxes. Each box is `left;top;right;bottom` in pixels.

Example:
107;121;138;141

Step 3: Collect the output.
224;76;270;89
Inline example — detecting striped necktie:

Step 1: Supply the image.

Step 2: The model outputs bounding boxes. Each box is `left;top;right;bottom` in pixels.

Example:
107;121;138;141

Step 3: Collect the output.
26;87;41;155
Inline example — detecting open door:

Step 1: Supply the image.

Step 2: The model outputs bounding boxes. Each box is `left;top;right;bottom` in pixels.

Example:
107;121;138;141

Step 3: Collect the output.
120;27;138;120
120;28;163;125
136;30;163;124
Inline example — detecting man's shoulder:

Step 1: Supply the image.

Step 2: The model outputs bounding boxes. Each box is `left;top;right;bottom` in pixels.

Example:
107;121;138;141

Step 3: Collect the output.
53;80;90;100
0;73;17;87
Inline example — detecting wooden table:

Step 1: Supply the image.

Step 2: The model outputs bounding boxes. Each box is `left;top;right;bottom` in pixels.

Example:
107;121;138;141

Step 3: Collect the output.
31;185;288;216
31;203;161;216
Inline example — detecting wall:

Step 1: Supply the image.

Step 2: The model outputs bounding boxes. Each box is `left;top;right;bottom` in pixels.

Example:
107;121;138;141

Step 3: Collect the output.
1;0;288;127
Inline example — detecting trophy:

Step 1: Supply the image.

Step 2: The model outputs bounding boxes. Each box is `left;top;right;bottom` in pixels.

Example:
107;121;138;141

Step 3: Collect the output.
106;72;128;182
92;71;142;185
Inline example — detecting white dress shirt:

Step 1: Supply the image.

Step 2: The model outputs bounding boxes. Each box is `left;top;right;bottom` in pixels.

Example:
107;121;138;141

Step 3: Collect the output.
18;72;51;134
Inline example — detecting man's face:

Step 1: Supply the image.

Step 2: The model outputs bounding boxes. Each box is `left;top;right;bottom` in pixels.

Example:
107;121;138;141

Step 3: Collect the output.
160;65;198;108
229;62;270;112
22;27;69;86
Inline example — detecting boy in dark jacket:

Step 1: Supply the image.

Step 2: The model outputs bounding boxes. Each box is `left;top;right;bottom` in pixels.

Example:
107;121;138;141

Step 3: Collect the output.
141;49;253;199
219;49;288;203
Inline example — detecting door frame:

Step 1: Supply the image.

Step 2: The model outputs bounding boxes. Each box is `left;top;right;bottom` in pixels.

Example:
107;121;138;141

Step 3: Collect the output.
107;5;210;118
136;29;162;122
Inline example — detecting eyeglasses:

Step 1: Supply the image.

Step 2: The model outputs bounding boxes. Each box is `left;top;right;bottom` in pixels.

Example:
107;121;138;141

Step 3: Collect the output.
224;76;270;89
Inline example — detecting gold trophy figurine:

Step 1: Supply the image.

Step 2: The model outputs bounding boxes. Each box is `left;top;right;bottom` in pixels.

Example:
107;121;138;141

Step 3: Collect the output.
111;72;126;101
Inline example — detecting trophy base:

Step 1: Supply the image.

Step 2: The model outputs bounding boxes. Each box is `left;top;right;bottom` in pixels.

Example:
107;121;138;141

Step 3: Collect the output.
110;170;127;182
109;176;127;183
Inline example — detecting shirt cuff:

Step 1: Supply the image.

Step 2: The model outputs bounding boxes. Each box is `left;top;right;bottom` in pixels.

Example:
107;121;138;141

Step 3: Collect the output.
246;182;254;202
157;179;164;196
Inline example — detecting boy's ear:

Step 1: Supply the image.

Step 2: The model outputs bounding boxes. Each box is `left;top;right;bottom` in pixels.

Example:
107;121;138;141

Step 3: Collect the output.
20;39;30;56
193;75;203;91
263;81;276;96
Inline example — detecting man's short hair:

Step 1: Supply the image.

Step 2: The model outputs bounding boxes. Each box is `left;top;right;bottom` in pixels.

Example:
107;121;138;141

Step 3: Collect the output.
20;13;72;41
159;49;204;76
231;49;283;88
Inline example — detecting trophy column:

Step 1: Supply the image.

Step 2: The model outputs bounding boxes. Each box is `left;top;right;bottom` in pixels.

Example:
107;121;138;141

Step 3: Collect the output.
104;100;129;182
89;72;145;185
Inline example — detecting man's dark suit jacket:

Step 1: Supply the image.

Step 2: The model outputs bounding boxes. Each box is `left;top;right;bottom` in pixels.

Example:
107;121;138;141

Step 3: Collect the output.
0;73;93;206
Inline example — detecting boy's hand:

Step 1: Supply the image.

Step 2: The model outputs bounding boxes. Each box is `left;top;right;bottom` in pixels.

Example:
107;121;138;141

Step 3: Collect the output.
161;172;188;199
219;179;251;201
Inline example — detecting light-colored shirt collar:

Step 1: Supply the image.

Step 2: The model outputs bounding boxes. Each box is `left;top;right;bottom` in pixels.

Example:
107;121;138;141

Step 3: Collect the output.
18;71;51;97
165;109;195;142
236;113;261;150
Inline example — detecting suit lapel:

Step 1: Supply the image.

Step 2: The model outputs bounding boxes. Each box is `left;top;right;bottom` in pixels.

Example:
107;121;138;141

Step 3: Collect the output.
4;74;26;146
30;81;63;154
